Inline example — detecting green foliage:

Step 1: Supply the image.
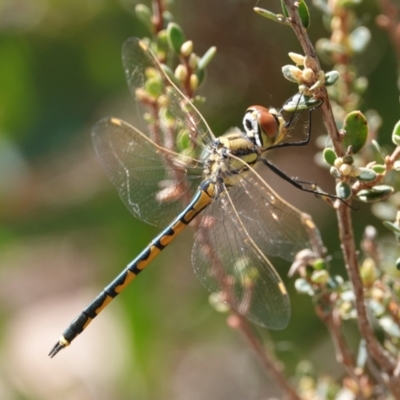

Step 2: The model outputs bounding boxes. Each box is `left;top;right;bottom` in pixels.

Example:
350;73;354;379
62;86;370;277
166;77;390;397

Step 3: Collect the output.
135;4;153;33
3;0;400;398
323;148;337;166
336;181;352;199
253;7;288;24
167;22;186;54
297;0;311;29
392;120;400;146
259;0;400;397
342;111;368;154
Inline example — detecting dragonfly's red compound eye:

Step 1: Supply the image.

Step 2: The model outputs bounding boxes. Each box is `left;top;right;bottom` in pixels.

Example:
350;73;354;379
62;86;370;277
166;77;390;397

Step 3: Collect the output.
246;105;279;147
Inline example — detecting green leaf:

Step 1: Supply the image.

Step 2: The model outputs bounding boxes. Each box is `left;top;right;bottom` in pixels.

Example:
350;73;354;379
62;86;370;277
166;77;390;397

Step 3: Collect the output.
295;278;315;295
311;270;329;285
382;221;400;236
371;139;384;161
342;111;368;154
196;67;206;86
297;0;310;29
325;70;339;86
323;148;337;166
337;0;362;8
197;46;217;71
371;164;385;174
331;275;344;288
144;76;163;97
156;30;169;56
357;167;377;182
281;65;300;83
160;64;179;85
208;293;230;313
312;258;327;270
167;22;185;54
253;7;289;24
135;4;153;33
394;160;400;171
356;185;394;203
391;120;400;146
280;0;289;18
336;182;352;199
176;129;191;151
330;166;341;179
379;316;400;338
280;0;310;28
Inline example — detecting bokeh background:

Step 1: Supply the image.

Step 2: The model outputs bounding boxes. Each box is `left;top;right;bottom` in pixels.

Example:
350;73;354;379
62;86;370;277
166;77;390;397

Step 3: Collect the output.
0;0;398;399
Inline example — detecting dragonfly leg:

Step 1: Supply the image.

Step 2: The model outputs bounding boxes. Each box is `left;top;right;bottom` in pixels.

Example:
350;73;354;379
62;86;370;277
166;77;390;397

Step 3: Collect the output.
261;158;339;200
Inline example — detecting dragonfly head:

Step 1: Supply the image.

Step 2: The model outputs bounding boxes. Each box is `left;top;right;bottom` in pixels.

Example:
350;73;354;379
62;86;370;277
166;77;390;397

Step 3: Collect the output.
243;106;280;148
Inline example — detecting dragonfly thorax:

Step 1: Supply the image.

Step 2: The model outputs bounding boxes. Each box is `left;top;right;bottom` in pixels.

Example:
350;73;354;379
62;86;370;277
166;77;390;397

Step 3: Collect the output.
203;128;259;188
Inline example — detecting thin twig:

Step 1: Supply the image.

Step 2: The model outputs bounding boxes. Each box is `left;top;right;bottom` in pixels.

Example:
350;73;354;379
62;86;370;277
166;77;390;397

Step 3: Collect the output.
337;204;395;371
282;1;343;157
377;0;400;68
152;0;164;33
228;313;303;400
351;146;400;194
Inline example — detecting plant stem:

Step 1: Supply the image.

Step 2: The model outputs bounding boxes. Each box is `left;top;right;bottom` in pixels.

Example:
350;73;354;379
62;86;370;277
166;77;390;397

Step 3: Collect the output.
229;313;303;400
283;0;400;396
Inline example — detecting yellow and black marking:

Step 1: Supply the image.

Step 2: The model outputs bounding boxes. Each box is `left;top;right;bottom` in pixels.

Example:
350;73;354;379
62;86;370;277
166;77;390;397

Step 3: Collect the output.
49;180;215;358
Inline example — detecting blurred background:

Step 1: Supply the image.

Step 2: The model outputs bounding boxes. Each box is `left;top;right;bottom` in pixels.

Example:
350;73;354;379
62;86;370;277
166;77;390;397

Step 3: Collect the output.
0;0;398;399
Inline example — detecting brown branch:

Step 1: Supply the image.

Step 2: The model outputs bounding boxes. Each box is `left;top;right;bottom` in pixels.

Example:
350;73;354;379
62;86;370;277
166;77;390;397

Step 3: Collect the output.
351;145;400;194
197;226;302;399
151;0;164;33
283;0;398;388
385;144;400;167
282;0;343;158
321;310;371;400
338;195;397;371
377;0;400;68
303;215;360;382
228;313;303;400
317;304;355;368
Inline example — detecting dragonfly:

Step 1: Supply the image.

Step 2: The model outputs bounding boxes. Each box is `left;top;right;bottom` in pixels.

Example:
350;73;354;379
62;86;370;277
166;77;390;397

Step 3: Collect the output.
49;37;324;358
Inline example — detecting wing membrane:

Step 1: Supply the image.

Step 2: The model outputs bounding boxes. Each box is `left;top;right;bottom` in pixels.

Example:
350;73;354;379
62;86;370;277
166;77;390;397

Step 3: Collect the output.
226;170;312;261
191;155;317;328
122;37;215;153
92;117;203;227
192;193;291;329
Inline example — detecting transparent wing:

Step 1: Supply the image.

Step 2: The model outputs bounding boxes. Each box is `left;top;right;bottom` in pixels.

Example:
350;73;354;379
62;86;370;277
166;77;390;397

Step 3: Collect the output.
275;93;321;146
92;117;204;228
191;161;317;328
122;37;215;153
226;169;313;261
192;192;291;329
279;108;310;145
